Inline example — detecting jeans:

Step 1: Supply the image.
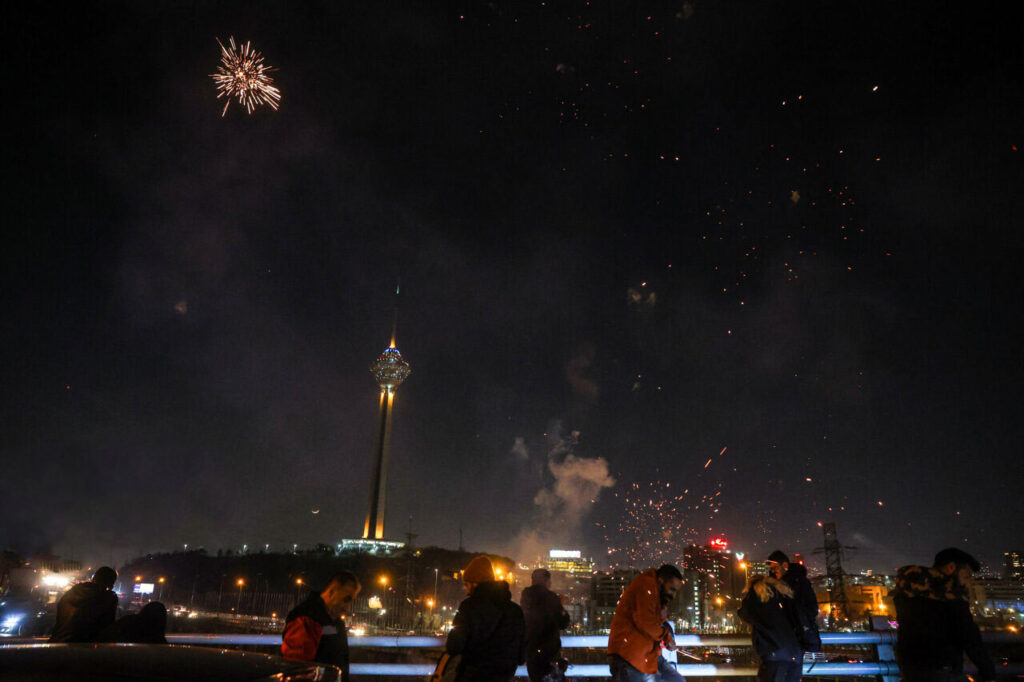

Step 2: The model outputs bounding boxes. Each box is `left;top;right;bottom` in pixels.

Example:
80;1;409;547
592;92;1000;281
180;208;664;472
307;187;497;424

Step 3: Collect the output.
609;655;657;682
657;656;686;682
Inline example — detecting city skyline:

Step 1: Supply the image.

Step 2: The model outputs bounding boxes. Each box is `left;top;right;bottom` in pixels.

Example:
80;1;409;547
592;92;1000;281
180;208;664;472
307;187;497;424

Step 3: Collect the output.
2;1;1021;573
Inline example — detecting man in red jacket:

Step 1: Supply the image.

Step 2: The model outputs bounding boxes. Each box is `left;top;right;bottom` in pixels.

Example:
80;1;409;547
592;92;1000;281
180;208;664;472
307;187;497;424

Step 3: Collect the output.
607;565;682;682
282;572;361;681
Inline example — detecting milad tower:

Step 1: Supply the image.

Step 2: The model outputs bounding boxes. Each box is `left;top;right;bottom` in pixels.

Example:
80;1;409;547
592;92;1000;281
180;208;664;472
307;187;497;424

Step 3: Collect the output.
362;326;411;541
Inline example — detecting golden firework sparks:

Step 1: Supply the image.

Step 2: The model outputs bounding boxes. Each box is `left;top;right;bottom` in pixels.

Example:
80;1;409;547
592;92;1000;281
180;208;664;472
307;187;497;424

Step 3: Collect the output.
210;36;281;116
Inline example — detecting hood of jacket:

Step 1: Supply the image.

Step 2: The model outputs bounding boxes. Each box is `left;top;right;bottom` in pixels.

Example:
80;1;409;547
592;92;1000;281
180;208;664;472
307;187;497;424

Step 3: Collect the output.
785;563;808;580
471;580;512;604
745;575;794;603
891;565;967;602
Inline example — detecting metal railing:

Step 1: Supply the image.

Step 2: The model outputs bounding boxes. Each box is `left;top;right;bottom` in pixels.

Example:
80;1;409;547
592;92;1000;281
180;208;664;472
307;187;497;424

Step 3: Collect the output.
159;632;1024;677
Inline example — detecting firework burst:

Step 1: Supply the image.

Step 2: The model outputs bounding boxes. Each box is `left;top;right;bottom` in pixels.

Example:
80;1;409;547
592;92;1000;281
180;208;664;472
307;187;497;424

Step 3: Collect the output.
210;37;281;117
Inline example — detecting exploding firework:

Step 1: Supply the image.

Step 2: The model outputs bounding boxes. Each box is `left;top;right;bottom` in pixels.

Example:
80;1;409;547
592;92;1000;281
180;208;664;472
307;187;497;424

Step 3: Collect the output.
210;37;281;116
603;476;726;569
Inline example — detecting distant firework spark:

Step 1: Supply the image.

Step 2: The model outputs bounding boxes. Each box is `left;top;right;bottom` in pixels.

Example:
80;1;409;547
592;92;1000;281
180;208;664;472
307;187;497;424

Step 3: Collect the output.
210;37;281;117
602;448;729;568
603;477;725;568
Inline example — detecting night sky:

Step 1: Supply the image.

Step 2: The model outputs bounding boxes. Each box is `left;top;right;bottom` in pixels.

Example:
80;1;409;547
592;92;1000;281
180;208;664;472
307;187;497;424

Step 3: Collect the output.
3;1;1022;574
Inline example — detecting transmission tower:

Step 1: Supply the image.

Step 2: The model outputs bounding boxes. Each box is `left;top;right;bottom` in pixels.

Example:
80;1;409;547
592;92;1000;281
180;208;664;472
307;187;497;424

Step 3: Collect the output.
819;522;850;622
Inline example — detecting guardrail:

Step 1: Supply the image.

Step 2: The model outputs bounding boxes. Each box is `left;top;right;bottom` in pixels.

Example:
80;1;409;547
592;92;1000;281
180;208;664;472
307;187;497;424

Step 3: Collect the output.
159;632;1024;677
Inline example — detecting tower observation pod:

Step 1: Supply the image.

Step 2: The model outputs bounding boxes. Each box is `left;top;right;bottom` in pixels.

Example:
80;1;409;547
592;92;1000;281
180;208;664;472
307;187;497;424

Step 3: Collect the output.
363;334;410;540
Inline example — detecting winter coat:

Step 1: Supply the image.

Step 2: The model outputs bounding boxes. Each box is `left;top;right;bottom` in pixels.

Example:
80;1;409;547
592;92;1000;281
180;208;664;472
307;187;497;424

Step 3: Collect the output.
282;592;350;681
891;565;995;680
782;564;820;652
521;584;570;662
49;581;118;643
737;575;803;663
446;580;526;682
607;569;673;674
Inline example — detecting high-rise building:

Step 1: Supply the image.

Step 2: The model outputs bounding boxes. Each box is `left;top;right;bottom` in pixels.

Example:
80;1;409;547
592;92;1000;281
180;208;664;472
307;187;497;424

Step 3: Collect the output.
1004;551;1023;581
683;538;745;631
362;328;411;540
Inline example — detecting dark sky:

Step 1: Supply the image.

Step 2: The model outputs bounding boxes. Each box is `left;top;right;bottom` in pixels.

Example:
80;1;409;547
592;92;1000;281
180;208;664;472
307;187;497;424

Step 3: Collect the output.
3;1;1022;574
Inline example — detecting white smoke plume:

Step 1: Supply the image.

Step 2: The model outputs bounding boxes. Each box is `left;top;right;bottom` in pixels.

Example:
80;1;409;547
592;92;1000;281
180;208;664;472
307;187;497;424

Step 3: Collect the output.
505;422;615;565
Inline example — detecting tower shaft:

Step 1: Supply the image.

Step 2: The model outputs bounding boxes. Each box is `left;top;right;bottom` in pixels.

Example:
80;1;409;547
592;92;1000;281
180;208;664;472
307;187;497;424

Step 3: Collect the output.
363;388;395;540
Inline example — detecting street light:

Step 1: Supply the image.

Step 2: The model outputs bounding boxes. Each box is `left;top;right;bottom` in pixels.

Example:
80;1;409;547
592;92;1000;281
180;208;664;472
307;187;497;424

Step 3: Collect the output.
236;579;245;612
379;575;388;586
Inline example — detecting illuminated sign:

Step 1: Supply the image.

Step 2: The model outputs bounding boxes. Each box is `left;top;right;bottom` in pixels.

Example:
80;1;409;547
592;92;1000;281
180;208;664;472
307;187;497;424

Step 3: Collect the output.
708;537;728;551
548;549;581;559
133;583;155;595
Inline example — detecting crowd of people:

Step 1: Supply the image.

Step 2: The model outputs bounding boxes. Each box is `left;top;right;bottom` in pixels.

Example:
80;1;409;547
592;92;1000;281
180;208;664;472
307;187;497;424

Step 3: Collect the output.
42;546;998;682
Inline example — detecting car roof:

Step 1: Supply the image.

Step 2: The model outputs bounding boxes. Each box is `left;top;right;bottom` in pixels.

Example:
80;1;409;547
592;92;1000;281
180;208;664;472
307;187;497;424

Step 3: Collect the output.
0;643;342;681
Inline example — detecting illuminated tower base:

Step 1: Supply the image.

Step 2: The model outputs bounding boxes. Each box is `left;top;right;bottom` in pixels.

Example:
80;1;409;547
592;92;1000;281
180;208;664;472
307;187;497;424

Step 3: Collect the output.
364;388;395;540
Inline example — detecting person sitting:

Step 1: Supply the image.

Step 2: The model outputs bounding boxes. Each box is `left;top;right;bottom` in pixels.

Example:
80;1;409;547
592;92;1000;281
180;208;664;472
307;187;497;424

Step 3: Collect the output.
49;566;119;643
98;601;167;643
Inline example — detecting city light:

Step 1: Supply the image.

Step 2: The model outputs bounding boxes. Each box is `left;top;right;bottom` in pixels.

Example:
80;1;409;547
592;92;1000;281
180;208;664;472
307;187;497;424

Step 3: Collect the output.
40;573;70;588
379;575;388;585
237;578;244;586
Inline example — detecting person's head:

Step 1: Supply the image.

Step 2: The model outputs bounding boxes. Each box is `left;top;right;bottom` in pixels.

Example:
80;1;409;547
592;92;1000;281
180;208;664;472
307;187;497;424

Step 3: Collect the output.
766;551;790;579
531;568;551;589
321;572;361;619
462;556;495;595
137;602;167;635
92;566;117;590
933;548;980;583
655;564;683;602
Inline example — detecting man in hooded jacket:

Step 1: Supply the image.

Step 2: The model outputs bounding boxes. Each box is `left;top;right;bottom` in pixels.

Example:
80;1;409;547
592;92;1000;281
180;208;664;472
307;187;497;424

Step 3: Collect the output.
892;548;994;682
738;573;804;682
767;551;819;653
49;566;119;642
446;556;526;682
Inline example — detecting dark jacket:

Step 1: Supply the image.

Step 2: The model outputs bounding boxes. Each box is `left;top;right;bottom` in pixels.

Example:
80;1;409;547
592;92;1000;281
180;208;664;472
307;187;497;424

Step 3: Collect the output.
521;584;570;662
97;602;167;643
49;581;118;643
737;575;803;663
891;565;995;680
446;580;526;682
282;592;350;681
782;563;820;651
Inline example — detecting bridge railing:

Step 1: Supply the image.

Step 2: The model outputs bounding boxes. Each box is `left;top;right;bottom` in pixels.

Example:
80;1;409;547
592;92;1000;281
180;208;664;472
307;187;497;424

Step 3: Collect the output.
161;632;1024;677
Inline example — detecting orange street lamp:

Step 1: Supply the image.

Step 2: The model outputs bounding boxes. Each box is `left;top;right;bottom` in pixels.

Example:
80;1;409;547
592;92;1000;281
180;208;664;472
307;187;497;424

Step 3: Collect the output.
379;576;388;586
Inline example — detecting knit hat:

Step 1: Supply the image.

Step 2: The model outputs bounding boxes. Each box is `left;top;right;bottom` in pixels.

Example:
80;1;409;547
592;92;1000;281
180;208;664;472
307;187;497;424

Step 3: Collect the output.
766;550;789;565
463;556;495;583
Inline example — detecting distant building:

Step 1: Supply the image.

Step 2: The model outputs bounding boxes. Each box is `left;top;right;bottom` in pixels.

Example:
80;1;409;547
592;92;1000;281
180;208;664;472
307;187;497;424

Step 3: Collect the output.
1004;551;1023;581
589;568;639;632
545;550;595;630
811;573;894;621
970;578;1024;615
336;538;405;556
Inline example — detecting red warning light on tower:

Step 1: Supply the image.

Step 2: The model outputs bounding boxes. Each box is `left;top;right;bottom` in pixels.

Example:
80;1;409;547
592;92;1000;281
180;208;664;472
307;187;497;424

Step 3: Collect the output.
709;537;728;551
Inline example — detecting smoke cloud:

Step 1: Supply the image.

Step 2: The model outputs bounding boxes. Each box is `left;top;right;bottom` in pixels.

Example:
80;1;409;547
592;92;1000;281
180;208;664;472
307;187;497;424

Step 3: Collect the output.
505;422;615;565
